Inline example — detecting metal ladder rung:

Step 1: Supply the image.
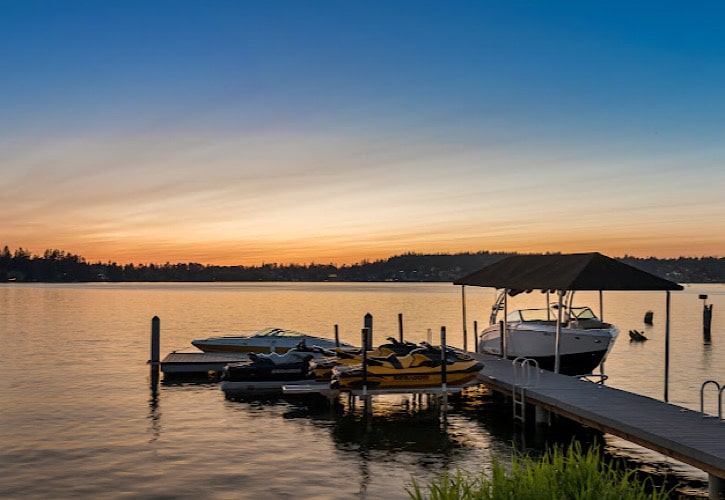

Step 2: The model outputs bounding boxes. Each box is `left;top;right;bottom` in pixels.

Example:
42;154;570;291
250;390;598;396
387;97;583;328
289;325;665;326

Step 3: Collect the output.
700;380;724;421
513;388;526;423
512;357;540;424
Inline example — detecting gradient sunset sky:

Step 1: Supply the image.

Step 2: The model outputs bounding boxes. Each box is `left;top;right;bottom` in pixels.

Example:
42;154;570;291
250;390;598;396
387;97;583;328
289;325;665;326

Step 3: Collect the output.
2;1;724;265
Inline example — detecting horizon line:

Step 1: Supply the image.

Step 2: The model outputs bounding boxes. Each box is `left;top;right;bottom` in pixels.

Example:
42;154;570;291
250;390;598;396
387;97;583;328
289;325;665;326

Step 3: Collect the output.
3;246;723;268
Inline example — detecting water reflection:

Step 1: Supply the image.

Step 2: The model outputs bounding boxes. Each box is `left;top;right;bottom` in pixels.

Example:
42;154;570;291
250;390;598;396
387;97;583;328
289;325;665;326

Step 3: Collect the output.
332;404;458;456
227;391;467;456
223;386;605;460
147;365;161;443
174;381;708;498
288;393;466;497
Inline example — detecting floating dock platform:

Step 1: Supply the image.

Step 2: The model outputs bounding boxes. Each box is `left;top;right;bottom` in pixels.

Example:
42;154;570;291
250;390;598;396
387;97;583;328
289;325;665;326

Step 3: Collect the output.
160;351;249;376
281;380;479;398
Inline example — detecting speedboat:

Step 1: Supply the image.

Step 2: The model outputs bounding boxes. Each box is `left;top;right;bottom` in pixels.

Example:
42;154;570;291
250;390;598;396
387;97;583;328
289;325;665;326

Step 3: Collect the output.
329;344;484;390
192;326;355;353
220;341;334;394
479;290;619;375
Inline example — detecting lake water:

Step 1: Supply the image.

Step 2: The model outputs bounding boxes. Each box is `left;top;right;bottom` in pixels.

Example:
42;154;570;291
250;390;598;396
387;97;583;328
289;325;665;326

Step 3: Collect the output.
1;282;723;498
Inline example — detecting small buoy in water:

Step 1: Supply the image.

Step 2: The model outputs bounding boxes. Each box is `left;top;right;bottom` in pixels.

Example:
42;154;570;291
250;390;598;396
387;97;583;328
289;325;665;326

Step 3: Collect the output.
644;311;654;325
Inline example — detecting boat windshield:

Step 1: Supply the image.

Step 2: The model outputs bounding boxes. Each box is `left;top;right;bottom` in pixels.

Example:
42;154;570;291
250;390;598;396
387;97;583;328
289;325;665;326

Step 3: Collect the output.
506;309;550;322
506;306;599;323
569;307;598;320
253;328;307;338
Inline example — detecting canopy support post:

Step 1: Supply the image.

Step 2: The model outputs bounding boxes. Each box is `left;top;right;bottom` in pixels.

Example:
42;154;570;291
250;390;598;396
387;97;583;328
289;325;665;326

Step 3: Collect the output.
664;290;671;402
554;290;564;374
546;291;551;320
503;289;509;359
599;290;604;321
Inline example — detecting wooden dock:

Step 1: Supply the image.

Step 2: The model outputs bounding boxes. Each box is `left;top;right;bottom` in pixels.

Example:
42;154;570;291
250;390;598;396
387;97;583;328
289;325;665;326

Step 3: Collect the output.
154;345;725;494
471;352;725;482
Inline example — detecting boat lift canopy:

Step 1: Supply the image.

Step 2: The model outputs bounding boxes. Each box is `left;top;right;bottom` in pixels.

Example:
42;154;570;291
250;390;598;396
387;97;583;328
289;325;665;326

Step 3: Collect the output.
453;252;682;292
454;252;683;401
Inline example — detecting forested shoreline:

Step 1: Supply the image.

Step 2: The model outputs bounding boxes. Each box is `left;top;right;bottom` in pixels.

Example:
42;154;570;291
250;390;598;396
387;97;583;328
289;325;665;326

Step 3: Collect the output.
1;246;724;283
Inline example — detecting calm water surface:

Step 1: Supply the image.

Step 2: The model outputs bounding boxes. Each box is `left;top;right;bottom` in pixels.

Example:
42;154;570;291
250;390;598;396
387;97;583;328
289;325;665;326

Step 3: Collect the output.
1;282;723;498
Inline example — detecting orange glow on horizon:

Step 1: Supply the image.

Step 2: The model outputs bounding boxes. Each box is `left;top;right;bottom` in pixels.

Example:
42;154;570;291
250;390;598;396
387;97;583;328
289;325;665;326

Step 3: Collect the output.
5;233;722;268
4;3;725;276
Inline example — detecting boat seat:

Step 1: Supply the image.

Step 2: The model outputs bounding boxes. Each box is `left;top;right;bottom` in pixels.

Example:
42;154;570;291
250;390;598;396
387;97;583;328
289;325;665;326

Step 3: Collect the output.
382;354;404;369
570;318;604;329
409;353;439;368
366;354;405;369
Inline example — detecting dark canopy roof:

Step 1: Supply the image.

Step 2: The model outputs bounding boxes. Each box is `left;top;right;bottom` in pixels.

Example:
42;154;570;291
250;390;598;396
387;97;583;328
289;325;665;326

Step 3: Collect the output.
453;252;683;291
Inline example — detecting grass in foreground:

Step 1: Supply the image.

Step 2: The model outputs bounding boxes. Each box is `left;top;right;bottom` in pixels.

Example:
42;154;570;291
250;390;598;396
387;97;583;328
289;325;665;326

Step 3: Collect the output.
408;442;674;500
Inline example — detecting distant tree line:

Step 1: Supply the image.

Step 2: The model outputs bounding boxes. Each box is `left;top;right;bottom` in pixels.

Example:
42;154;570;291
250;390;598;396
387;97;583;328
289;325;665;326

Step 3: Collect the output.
1;246;724;283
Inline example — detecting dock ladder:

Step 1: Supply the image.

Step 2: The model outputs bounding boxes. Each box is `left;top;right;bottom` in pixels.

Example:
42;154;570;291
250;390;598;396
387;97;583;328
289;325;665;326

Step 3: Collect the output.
700;380;724;421
512;357;540;423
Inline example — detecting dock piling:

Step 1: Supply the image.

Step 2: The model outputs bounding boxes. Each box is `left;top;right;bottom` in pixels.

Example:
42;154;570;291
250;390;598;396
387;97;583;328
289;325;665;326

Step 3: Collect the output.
398;313;404;342
440;326;448;414
364;313;373;348
535;405;551;426
440;326;447;389
149;316;160;391
709;474;725;500
474;320;478;353
701;295;713;343
361;327;369;397
150;316;160;365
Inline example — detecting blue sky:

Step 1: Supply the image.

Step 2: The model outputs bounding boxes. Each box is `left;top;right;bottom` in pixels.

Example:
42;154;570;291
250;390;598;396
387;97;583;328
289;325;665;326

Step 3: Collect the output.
2;1;724;264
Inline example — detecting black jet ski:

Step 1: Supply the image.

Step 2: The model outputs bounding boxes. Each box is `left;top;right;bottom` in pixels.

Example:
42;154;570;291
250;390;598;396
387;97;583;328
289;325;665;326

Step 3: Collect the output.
221;341;333;387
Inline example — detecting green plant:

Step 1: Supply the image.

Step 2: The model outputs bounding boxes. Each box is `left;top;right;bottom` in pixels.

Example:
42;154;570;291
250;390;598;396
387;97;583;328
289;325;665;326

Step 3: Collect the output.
407;442;674;500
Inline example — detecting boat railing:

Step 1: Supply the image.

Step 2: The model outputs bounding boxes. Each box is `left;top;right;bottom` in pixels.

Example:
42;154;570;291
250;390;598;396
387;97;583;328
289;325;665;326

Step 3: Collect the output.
700;380;724;421
512;357;540;424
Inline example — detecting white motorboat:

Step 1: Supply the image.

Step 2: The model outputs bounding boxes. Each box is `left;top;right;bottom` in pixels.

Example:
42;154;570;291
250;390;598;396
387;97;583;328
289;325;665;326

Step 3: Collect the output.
478;290;619;375
191;326;355;353
455;253;681;377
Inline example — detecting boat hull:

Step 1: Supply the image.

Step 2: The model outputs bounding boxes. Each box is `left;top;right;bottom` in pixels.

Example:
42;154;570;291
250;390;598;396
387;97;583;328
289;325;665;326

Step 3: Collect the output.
222;361;312;382
193;342;283;353
192;328;353;353
479;323;618;375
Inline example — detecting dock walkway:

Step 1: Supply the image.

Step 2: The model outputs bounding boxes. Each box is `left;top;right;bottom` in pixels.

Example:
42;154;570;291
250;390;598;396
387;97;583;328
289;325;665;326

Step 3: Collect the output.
471;353;725;479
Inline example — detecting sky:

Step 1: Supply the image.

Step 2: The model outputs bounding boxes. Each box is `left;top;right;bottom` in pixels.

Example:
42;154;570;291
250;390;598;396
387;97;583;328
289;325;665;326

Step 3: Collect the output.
2;1;724;265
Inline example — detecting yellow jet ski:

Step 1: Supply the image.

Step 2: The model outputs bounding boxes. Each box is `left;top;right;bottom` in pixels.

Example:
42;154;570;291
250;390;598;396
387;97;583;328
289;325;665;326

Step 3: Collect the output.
309;337;420;382
329;344;483;390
